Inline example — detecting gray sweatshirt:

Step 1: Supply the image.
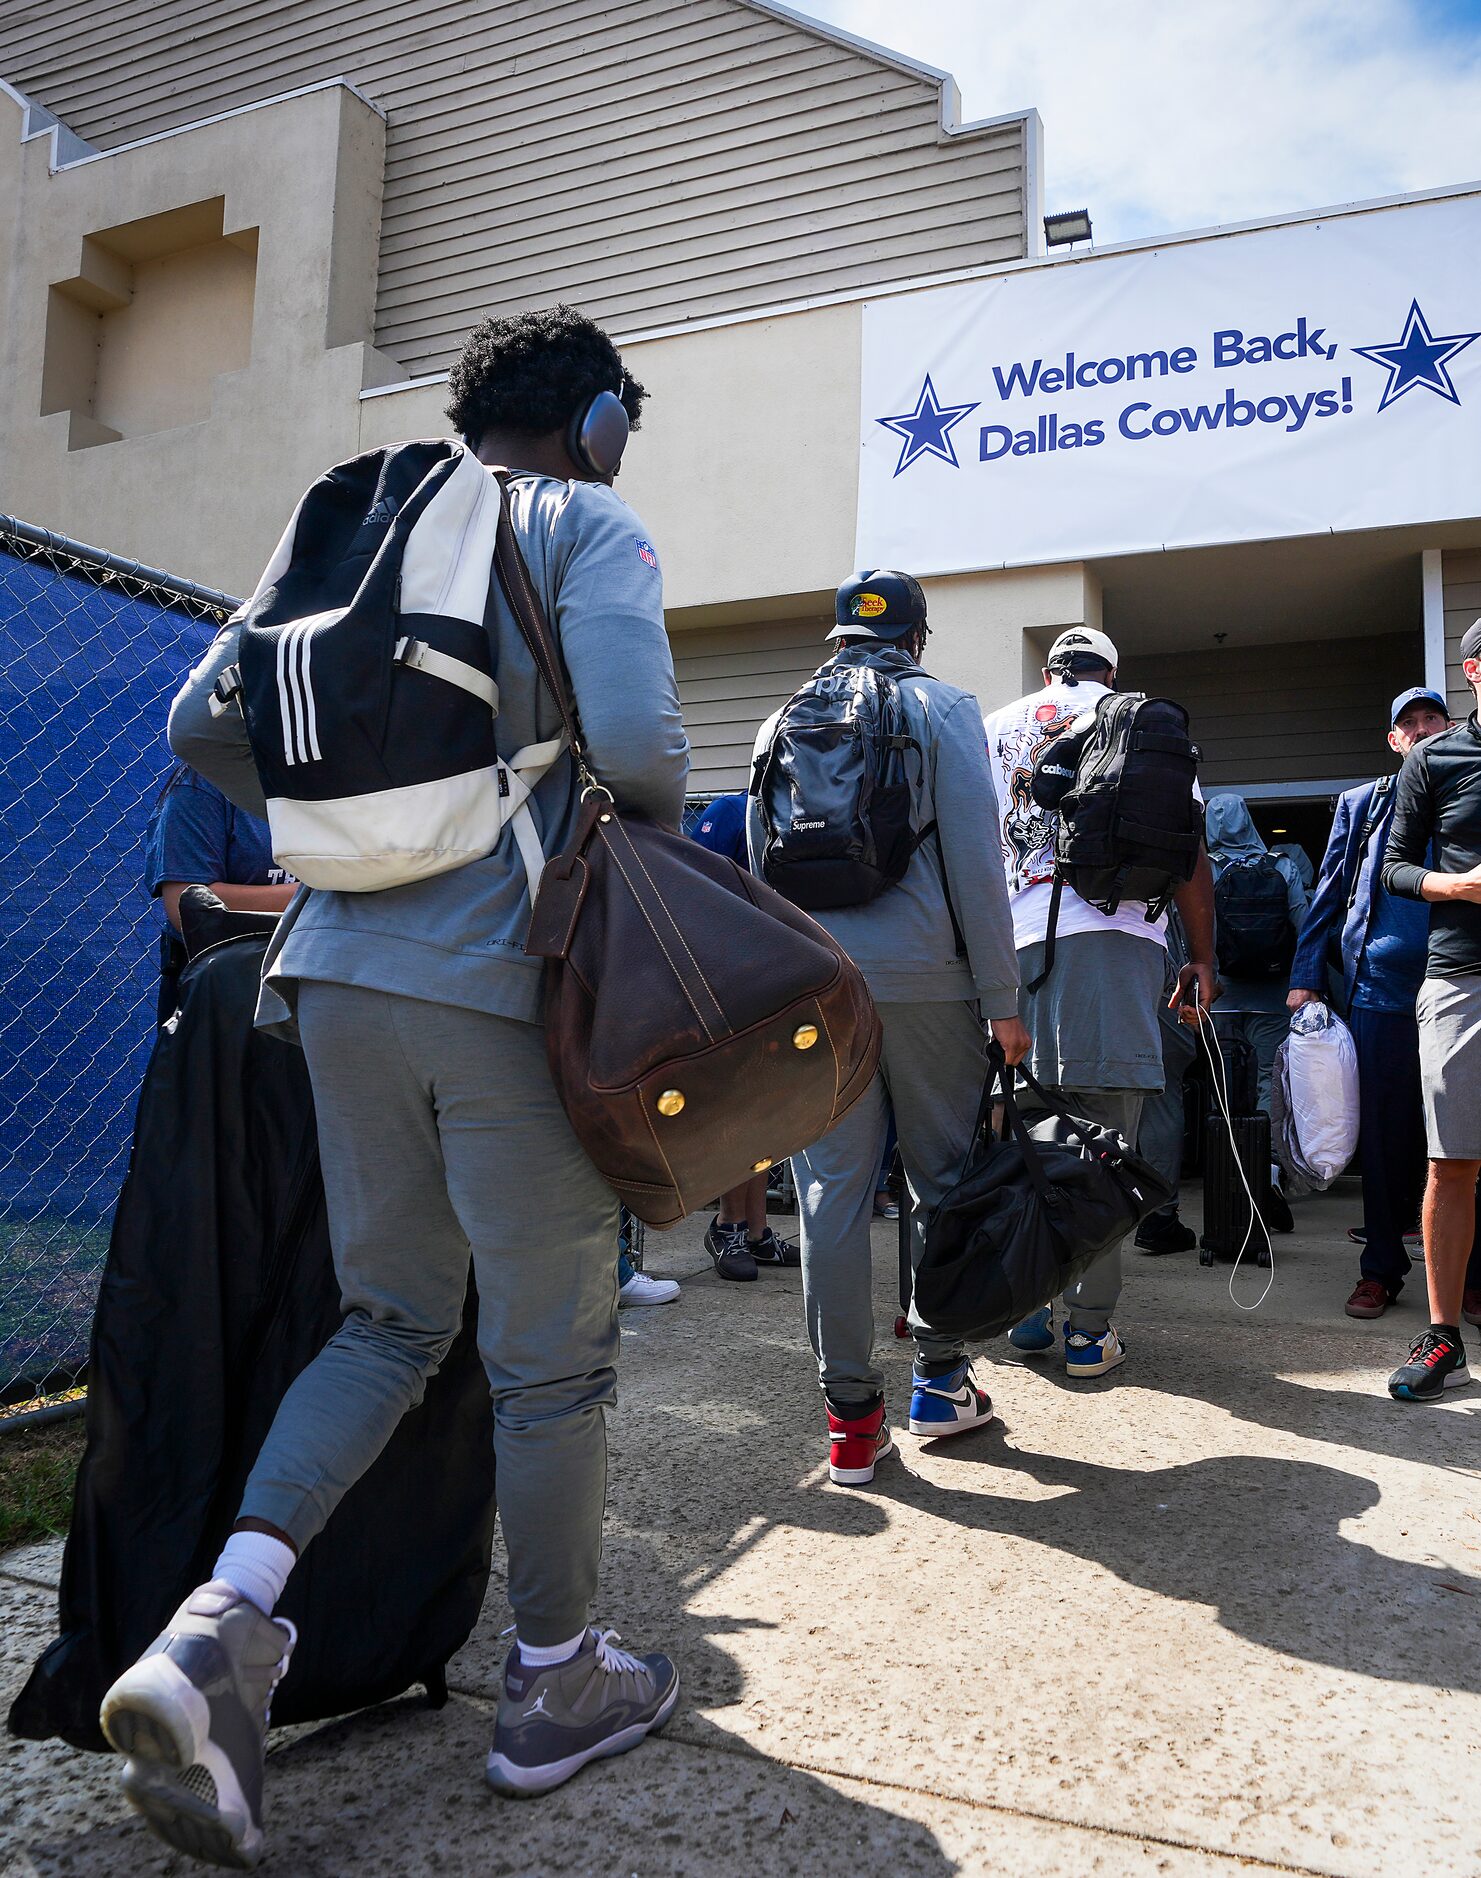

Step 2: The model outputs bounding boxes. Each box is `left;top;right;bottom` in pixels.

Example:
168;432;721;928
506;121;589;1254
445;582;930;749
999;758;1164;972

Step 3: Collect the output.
746;646;1020;1018
168;464;690;1034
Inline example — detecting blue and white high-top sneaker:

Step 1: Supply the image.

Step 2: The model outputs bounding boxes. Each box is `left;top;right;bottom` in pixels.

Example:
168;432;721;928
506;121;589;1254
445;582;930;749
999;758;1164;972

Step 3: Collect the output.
1007;1305;1055;1355
907;1359;995;1438
1064;1324;1127;1378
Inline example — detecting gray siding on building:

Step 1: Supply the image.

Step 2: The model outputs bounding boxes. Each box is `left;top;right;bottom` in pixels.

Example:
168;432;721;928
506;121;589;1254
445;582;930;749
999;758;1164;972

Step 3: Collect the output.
1;0;1030;375
1119;633;1419;789
672;614;825;794
1442;549;1481;720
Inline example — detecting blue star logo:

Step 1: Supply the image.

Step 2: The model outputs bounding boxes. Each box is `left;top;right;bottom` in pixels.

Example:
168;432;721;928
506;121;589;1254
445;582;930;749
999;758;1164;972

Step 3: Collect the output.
1352;299;1480;413
876;374;979;476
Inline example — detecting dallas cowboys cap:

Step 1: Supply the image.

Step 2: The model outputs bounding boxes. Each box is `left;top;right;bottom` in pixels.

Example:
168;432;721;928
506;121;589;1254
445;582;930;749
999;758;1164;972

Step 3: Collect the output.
1461;618;1481;664
829;570;928;640
1389;685;1448;726
1046;627;1119;671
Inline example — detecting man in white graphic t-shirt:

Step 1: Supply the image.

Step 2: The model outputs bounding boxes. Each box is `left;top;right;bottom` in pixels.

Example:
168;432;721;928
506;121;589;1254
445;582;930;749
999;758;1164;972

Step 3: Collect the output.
983;628;1218;1378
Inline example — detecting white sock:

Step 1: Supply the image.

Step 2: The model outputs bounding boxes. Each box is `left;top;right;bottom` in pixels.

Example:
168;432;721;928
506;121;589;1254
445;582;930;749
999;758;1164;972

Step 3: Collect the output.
213;1532;297;1616
517;1629;586;1667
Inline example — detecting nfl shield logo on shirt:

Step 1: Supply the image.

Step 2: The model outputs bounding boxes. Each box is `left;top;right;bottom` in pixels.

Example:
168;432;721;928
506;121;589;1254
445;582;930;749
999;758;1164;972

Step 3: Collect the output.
635;538;659;569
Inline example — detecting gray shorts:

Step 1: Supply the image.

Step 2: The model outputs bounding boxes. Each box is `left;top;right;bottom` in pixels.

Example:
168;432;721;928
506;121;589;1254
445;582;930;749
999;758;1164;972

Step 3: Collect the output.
1016;928;1166;1092
1417;973;1481;1160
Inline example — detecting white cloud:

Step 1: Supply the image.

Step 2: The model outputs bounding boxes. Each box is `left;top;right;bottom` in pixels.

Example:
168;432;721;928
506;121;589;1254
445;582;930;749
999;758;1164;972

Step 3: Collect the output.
796;0;1481;241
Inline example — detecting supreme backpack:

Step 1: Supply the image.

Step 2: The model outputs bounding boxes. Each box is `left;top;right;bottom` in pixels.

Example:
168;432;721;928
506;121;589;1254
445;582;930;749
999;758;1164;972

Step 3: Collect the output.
209;442;562;896
1213;856;1295;979
1028;691;1202;985
751;650;931;910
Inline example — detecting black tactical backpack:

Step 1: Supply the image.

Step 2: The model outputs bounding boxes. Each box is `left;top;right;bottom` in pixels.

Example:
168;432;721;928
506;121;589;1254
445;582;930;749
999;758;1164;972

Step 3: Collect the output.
751;649;933;911
1213;856;1295;979
1028;691;1203;986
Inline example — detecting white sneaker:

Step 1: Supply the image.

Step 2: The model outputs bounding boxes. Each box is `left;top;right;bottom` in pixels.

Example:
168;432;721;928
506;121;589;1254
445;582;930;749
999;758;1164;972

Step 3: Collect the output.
619;1270;680;1308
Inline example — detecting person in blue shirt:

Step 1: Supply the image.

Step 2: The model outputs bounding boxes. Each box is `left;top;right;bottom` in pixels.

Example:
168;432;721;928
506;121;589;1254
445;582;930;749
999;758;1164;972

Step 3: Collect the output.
1288;688;1467;1319
143;766;297;1021
144;765;296;934
689;791;801;1280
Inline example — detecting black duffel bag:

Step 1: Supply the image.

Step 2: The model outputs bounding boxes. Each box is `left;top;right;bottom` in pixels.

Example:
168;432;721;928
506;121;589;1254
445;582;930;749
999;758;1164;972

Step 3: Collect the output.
918;1046;1173;1340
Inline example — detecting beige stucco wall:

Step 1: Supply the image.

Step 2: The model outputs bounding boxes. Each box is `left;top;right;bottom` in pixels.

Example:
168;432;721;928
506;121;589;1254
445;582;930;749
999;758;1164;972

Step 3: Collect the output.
0;78;1096;709
0;81;397;592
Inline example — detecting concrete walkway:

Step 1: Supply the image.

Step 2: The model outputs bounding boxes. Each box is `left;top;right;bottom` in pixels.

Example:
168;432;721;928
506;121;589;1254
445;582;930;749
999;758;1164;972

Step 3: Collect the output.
2;1185;1477;1877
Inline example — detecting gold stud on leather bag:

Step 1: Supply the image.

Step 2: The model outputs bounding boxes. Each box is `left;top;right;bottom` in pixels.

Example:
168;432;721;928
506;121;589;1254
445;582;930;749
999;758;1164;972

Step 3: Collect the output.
751;1158;772;1173
792;1025;819;1050
656;1090;686;1117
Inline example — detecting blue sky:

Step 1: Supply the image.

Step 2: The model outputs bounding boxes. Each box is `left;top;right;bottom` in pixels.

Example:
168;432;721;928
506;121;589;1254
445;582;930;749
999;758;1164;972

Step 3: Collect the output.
798;1;1481;243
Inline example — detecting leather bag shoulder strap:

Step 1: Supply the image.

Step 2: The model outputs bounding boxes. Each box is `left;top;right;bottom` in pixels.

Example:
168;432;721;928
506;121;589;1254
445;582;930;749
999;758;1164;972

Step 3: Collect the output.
488;470;595;788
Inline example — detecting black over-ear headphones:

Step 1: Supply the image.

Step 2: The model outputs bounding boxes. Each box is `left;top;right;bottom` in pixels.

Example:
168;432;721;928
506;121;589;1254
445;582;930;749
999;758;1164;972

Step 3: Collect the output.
566;388;630;478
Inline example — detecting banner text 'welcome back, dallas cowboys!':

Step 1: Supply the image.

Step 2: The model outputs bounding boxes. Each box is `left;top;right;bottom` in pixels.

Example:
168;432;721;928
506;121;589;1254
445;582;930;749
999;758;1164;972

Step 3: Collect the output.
856;193;1481;573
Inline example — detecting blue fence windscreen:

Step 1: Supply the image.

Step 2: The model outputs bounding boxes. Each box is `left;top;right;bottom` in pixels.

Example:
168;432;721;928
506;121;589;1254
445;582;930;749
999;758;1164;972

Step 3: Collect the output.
0;540;225;1398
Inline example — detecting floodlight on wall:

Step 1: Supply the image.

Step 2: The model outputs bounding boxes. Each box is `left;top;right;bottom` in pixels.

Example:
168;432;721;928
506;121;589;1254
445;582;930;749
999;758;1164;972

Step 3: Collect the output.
1043;209;1093;248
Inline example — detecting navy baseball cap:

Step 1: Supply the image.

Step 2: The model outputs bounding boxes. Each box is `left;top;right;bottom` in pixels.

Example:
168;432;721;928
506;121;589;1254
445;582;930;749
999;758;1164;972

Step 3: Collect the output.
1461;618;1481;663
829;570;927;640
1390;686;1448;726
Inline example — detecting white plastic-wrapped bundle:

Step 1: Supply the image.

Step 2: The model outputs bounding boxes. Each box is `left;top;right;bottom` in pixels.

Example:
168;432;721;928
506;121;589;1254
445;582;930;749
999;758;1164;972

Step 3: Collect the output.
1272;1003;1360;1190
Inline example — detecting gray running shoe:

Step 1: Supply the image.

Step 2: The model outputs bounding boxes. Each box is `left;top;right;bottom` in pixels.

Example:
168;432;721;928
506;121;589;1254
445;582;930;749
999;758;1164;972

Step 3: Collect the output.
486;1627;679;1798
99;1581;296;1869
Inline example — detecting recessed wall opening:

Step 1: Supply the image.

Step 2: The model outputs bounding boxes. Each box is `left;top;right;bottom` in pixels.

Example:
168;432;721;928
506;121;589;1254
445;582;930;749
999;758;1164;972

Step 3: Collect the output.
40;198;258;450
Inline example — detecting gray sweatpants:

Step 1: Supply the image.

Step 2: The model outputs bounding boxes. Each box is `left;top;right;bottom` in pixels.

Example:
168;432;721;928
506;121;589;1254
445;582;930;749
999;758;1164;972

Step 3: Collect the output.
238;983;620;1646
792;999;988;1408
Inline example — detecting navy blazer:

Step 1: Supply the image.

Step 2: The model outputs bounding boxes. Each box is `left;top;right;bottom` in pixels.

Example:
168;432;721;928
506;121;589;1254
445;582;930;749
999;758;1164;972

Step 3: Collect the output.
1289;780;1393;1010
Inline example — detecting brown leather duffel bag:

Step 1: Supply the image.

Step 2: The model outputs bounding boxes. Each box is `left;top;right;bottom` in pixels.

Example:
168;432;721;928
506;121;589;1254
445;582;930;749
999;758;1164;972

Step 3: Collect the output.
494;478;882;1227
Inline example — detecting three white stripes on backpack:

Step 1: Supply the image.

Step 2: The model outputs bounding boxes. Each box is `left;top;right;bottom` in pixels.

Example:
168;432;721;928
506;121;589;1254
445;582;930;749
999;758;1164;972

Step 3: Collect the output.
276;621;323;766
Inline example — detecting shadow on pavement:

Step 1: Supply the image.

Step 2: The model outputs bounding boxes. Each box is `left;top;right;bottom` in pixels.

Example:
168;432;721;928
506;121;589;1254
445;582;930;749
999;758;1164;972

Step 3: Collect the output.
865;1420;1481;1694
14;1526;958;1878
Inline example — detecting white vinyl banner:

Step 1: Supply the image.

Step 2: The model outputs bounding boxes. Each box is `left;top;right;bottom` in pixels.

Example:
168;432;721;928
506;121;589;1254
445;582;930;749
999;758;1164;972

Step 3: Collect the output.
856;193;1481;573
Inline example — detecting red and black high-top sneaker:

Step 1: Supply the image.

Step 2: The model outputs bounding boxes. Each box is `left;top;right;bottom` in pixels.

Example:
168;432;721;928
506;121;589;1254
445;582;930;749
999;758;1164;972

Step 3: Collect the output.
826;1397;894;1485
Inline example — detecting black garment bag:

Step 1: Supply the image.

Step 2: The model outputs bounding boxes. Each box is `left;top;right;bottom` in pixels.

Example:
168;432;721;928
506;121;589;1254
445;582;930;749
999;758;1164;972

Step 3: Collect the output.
918;1047;1173;1341
9;934;497;1751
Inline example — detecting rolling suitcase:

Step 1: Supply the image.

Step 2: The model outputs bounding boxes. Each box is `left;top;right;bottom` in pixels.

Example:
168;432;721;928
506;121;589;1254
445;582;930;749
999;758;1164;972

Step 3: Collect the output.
1200;1111;1273;1267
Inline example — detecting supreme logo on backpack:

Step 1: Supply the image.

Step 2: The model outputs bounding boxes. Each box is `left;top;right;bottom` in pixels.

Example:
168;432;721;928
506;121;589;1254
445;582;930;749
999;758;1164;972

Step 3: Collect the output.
751;649;929;911
1214;856;1295;979
209;443;563;895
1027;692;1202;985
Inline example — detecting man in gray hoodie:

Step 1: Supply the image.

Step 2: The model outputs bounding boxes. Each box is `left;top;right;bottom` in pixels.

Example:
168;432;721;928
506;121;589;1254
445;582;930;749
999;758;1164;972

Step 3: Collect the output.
748;572;1028;1488
99;307;691;1866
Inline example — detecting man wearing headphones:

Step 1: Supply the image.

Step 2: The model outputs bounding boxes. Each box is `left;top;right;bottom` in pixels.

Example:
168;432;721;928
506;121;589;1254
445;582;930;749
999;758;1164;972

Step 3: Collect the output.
101;307;690;1863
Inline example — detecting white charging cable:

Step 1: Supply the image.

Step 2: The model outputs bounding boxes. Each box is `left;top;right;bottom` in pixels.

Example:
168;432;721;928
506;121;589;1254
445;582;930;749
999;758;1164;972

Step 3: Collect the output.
1194;1002;1275;1311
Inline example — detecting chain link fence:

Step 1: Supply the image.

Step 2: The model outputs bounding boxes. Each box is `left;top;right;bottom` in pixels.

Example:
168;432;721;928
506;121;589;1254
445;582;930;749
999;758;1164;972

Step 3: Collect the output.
0;517;239;1418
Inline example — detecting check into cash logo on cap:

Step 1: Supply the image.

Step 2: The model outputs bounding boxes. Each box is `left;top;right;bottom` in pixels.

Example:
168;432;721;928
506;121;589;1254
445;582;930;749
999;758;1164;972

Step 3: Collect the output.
851;592;888;618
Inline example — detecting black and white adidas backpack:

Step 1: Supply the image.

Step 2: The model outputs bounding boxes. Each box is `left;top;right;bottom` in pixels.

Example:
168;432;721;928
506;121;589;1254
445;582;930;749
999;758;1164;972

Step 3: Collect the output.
210;441;563;895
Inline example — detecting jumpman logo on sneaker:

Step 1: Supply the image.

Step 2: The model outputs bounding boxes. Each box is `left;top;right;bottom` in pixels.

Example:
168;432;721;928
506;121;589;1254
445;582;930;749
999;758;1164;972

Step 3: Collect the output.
521;1691;552;1719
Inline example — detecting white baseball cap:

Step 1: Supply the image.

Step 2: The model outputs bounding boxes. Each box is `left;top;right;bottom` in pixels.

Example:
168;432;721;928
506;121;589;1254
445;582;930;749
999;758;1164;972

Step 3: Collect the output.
1046;627;1119;671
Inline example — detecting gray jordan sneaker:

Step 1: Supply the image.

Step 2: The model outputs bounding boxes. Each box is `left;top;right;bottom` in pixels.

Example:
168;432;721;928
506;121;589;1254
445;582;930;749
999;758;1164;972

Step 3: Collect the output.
99;1581;296;1869
486;1627;679;1798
